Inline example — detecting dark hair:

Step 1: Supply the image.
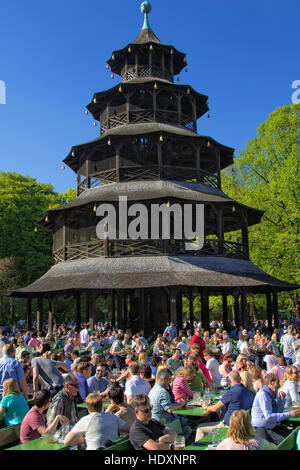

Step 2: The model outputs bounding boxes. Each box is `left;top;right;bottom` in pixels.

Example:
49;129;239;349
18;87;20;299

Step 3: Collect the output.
105;354;113;362
33;389;51;408
21;350;30;359
71;350;80;357
139;364;151;379
150;356;161;367
129;364;140;376
108;385;124;404
41;343;51;354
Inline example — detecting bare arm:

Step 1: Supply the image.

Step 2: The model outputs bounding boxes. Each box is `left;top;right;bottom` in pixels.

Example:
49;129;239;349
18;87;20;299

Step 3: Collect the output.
0;406;5;420
64;430;85;447
19;378;29;401
38;414;69;436
202;400;224;414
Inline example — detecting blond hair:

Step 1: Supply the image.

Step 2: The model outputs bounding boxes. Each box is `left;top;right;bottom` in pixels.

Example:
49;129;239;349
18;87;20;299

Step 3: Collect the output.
137;351;148;364
178;365;197;381
227;410;255;445
86;393;103;412
239;370;255;393
3;378;19;396
280;365;298;387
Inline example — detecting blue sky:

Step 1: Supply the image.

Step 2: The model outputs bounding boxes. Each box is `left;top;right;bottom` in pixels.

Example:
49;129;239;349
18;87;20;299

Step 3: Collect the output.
0;0;299;194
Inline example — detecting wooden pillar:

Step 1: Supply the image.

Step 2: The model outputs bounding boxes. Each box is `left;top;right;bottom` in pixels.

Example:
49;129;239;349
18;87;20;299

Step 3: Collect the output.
48;298;53;334
273;290;279;329
189;288;194;331
76;293;81;332
176;291;183;332
233;293;240;328
266;291;272;333
37;297;44;335
123;294;128;330
26;297;32;331
222;292;228;332
240;291;248;328
117;292;123;329
115;144;121;183
168;288;178;325
138;289;146;333
217;207;224;256
111;291;116;327
157;141;162;179
201;288;210;332
86;291;97;330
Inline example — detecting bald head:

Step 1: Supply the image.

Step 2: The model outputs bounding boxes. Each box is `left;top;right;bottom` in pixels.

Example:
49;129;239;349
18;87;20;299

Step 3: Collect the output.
228;370;241;384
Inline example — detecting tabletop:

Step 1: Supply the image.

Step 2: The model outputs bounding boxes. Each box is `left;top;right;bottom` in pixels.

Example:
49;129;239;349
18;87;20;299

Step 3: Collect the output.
6;437;69;451
185;427;228;450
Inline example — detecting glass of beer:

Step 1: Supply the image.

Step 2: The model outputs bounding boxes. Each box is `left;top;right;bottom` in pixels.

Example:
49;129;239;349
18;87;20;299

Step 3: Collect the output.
292;401;299;413
174;435;185;450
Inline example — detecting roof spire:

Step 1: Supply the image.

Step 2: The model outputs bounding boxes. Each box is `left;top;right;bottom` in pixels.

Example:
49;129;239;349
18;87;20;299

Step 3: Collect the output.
141;1;152;30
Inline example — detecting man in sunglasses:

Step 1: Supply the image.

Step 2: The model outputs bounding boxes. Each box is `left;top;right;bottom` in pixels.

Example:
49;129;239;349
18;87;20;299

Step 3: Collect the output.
87;364;109;397
46;374;80;427
130;394;176;450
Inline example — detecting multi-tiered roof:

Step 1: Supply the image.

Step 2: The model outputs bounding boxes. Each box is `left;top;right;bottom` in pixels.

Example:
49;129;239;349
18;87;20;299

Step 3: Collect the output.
11;2;298;333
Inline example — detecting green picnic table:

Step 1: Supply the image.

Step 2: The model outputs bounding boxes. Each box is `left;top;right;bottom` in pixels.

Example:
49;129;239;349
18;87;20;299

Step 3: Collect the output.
6;437;69;451
173;406;210;418
185;427;228;450
284;406;300;423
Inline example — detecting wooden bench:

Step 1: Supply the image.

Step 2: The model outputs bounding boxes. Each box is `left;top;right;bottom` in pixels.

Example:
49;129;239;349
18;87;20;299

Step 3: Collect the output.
0;424;21;449
277;426;300;450
103;437;132;451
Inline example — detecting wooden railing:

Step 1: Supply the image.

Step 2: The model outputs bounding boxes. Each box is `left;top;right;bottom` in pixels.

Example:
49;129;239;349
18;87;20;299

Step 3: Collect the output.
53;238;249;265
121;65;173;83
100;109;196;134
77;166;220;194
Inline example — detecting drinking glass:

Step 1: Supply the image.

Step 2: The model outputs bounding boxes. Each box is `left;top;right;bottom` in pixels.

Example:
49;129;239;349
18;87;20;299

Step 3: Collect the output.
212;428;220;446
174;435;185;450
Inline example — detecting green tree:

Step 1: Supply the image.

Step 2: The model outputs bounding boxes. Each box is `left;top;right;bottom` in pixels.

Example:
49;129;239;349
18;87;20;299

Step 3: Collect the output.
221;104;300;314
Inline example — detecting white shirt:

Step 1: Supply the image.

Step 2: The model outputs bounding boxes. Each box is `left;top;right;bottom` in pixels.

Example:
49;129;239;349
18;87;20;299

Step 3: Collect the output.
206;358;222;387
281;380;299;407
177;341;189;354
280;334;297;361
80;329;89;345
221;341;233;355
71;412;127;450
125;375;151;399
240;342;250;355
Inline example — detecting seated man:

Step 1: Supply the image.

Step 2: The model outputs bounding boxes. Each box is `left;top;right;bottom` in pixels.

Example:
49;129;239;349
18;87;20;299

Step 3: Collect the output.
130;394;176;450
87;363;109;396
166;349;182;374
148;367;192;440
64;392;130;450
75;361;92;403
106;385;136;426
125;364;151;405
31;344;68;397
196;370;255;440
251;372;299;445
46;374;80;427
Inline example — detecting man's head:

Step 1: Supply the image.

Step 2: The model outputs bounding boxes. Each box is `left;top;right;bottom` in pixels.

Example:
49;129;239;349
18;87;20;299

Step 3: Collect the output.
3;343;14;357
95;364;106;380
77;361;92;378
263;373;280;394
194;327;202;337
125;353;136;366
132;394;152;425
108;385;125;406
228;370;241;385
170;322;175;329
172;348;181;360
128;364;140;379
156;367;173;388
203;349;213;361
86;392;102;413
33;389;52;410
64;374;80;398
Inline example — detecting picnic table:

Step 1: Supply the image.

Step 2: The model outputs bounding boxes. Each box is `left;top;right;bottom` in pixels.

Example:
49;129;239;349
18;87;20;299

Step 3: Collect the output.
6;437;69;451
185;427;228;450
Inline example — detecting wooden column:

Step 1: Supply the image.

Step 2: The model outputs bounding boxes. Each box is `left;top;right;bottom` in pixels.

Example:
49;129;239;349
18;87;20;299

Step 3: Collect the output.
48;298;53;334
157;141;163;179
76;293;81;332
115;144;121;183
111;292;116;327
222;292;228;332
233;293;240;328
215;148;221;190
168;288;178;325
176;291;183;332
86;291;97;330
266;291;273;334
189;288;194;331
117;292;123;329
123;294;128;330
201;288;210;332
240;291;248;328
217;207;224;255
138;289;146;333
273;290;279;329
242;216;249;259
37;297;44;335
26;297;32;331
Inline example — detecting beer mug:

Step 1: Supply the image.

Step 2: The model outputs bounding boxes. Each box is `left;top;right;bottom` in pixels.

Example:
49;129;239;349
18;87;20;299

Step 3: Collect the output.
174;435;185;451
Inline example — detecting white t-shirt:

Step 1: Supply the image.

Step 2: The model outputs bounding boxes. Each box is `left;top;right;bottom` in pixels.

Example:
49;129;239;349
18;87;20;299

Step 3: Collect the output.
240;342;249;355
80;329;89;345
206;358;222;387
125;375;151;399
281;380;299;408
177;341;189;354
71;412;127;450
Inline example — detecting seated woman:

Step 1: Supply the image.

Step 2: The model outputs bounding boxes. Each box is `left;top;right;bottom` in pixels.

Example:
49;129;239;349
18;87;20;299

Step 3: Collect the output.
239;370;255;393
20;389;69;443
185;355;211;395
64;392;130;450
137;351;148;366
280;366;299;407
269;356;285;381
219;353;233;387
215;410;276;450
172;366;195;403
248;364;263;393
153;336;166;356
0;378;30;426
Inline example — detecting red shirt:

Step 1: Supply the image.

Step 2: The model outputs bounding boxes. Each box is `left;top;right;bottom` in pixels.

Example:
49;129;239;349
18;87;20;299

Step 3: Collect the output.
20;407;45;443
189;334;206;359
197;360;212;383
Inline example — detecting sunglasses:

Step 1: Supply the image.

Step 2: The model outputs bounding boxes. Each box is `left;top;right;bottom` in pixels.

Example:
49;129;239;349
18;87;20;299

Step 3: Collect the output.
138;407;152;414
70;383;80;389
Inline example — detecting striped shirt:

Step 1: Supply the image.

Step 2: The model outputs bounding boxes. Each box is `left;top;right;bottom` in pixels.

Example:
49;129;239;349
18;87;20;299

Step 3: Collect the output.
172;376;194;403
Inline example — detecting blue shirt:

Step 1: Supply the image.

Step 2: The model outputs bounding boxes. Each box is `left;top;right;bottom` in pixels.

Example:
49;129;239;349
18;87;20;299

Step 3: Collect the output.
221;383;255;425
75;373;89;403
149;383;175;423
87;375;109;394
0;355;25;396
164;326;177;341
251;385;290;429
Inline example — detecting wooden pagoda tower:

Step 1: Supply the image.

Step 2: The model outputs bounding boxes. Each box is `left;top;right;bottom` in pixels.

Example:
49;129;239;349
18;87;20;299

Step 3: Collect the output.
10;2;299;335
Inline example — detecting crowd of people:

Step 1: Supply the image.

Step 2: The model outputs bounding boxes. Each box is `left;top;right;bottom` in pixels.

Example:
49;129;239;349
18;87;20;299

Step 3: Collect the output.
0;316;299;450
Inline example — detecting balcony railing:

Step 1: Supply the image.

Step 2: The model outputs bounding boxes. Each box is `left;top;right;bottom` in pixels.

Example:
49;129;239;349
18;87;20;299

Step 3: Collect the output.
53;238;249;265
121;65;173;83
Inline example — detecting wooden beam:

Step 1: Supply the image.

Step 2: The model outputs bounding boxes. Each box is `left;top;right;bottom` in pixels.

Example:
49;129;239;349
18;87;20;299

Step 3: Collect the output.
273;290;279;329
76;293;81;332
266;291;272;333
37;297;44;335
222;292;228;332
26;297;32;331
